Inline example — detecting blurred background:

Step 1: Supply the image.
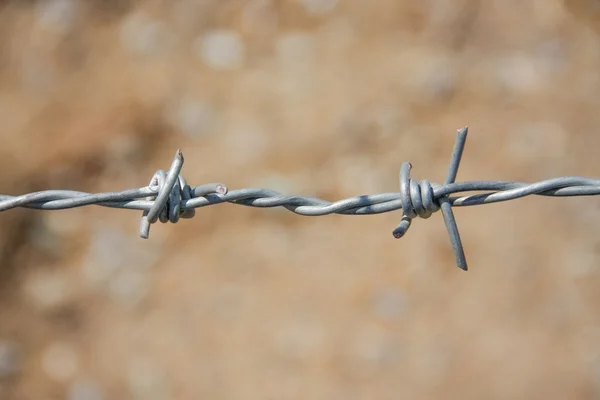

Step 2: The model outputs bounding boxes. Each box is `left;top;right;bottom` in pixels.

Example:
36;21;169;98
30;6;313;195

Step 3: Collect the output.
1;0;600;398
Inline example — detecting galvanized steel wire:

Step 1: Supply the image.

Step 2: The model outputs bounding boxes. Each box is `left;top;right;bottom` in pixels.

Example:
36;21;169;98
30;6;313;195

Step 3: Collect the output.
1;127;599;271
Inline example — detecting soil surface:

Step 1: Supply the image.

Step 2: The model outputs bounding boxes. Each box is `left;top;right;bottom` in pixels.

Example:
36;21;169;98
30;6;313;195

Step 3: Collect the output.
1;1;600;399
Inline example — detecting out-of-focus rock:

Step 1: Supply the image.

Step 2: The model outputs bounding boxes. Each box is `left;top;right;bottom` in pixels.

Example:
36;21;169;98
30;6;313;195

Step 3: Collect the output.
41;341;79;382
296;0;339;15
195;30;246;70
372;287;409;320
345;325;403;376
35;0;79;35
22;267;73;312
81;225;161;309
275;33;316;71
120;11;170;57
128;358;170;400
221;117;269;168
67;379;104;400
0;340;21;378
164;97;215;140
272;318;329;361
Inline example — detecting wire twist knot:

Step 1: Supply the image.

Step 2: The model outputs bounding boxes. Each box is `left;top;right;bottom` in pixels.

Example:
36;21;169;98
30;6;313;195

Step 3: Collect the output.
139;150;227;239
398;163;441;220
392;127;469;270
392;163;442;239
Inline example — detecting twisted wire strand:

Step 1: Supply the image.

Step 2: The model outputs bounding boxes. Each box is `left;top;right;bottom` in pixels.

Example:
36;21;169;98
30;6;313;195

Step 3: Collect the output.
1;127;599;271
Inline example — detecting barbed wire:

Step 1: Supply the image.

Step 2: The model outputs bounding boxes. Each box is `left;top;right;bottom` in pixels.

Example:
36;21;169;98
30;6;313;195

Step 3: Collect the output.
1;127;599;272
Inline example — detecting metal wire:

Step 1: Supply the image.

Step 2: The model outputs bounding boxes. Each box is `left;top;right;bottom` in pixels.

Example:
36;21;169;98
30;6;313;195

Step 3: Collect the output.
1;127;599;271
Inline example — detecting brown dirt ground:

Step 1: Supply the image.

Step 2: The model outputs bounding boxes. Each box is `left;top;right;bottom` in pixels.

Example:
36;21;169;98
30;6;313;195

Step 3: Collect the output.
2;1;600;399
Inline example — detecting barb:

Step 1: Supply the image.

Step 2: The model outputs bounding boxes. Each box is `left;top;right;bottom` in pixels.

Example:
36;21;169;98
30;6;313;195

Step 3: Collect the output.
1;127;599;271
